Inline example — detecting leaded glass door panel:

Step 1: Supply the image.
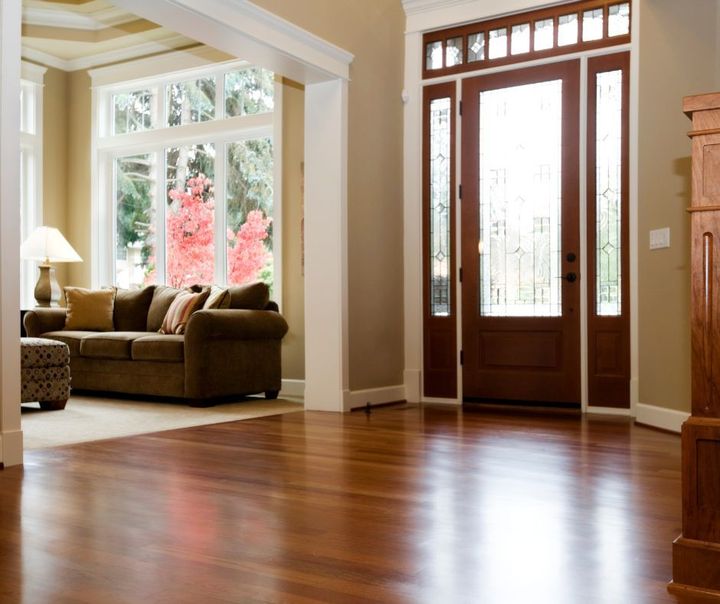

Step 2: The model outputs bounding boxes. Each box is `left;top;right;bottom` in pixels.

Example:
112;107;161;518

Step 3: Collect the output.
461;61;581;403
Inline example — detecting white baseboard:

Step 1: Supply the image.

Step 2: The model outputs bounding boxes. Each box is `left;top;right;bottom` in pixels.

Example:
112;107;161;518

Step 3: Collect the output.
404;369;421;403
280;379;305;398
585;406;632;416
635;402;689;434
345;385;406;411
422;396;461;405
1;429;23;467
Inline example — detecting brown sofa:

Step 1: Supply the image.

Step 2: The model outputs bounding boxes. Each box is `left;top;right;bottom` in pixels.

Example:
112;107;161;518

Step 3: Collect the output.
23;282;288;406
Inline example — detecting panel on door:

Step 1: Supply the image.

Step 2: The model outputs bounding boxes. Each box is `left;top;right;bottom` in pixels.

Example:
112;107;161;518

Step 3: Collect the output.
461;60;580;404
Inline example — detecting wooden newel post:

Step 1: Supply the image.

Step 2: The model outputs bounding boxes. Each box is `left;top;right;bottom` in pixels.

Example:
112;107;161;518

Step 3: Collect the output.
669;92;720;599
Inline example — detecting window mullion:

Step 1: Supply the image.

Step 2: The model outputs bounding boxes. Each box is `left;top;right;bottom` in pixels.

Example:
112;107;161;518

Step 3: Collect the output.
215;140;227;285
155;148;166;285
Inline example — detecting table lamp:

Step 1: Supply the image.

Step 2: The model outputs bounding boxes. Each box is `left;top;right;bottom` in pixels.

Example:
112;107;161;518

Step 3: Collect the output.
21;226;83;307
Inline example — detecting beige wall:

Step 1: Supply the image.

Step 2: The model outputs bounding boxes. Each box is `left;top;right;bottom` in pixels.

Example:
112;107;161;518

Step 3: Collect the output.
42;66;70;292
281;79;305;379
637;0;718;411
252;0;406;391
66;70;92;288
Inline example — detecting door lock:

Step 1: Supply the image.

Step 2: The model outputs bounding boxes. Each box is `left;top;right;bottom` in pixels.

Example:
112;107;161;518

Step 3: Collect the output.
564;272;577;283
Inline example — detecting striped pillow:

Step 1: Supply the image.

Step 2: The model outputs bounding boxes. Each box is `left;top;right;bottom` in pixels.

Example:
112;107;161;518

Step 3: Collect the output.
159;290;208;334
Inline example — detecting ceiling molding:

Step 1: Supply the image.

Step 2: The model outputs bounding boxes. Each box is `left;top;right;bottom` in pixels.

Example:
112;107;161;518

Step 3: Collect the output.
22;6;137;30
22;33;193;71
401;0;481;17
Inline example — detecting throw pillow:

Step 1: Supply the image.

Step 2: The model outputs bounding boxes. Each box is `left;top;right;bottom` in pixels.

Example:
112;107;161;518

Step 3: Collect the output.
227;281;270;310
146;285;183;332
114;286;155;331
64;287;115;331
203;285;231;310
159;290;210;334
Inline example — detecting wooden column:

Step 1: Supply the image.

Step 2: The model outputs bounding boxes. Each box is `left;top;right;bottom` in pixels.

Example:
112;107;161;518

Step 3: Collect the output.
670;92;720;599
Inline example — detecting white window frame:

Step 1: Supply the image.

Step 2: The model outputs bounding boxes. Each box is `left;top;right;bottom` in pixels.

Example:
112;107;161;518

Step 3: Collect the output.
90;51;282;305
20;61;46;309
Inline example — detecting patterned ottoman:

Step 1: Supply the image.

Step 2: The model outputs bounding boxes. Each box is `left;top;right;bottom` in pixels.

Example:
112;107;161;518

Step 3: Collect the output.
21;337;71;410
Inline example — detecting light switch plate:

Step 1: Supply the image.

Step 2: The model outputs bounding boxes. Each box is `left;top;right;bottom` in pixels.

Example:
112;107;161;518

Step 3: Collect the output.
649;227;670;250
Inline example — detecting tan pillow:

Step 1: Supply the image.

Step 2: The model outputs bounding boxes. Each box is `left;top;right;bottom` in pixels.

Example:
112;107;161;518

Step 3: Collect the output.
146;285;183;332
203;286;231;310
64;287;115;331
159;290;210;334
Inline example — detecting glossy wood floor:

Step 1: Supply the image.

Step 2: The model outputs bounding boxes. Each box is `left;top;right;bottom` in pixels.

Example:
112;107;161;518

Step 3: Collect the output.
0;403;700;603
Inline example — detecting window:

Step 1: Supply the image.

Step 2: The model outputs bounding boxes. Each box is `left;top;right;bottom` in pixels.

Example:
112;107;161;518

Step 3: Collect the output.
422;0;631;78
95;60;280;296
20;62;46;309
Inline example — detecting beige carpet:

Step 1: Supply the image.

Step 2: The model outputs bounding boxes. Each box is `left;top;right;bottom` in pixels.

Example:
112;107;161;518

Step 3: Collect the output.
21;394;303;449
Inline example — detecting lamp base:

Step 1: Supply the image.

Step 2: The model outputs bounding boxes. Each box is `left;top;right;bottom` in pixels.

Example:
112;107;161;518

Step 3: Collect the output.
34;264;61;308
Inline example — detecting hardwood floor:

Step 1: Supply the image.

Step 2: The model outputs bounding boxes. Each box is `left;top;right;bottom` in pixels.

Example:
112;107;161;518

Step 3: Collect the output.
0;403;696;603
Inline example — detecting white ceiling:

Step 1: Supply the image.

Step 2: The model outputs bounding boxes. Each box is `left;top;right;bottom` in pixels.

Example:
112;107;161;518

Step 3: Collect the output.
22;0;197;71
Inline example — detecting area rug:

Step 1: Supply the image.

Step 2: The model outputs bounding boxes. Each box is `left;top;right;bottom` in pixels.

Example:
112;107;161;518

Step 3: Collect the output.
21;394;303;449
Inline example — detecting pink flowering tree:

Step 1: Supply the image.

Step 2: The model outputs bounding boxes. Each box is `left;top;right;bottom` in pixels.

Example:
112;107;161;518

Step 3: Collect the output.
227;209;272;285
164;173;271;288
166;174;215;288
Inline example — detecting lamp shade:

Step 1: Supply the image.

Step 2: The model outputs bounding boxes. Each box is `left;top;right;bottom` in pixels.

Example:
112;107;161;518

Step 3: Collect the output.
21;226;82;263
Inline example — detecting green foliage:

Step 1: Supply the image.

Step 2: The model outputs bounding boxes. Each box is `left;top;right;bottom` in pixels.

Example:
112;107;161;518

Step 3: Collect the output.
115;155;153;265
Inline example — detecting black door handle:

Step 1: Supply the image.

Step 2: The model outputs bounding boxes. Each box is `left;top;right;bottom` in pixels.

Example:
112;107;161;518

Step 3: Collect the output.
564;272;577;283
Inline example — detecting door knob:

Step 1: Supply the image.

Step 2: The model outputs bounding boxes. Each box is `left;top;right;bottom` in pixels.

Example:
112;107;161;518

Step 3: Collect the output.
564;272;577;283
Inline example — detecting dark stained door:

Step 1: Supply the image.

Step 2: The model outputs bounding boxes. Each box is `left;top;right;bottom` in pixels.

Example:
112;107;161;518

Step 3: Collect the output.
461;60;581;404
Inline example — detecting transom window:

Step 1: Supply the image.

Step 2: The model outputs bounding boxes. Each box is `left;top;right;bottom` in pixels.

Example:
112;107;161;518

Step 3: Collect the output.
94;60;278;294
422;0;630;78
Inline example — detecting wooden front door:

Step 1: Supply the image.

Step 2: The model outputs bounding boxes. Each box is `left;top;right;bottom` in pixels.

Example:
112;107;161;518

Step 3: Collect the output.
461;60;581;404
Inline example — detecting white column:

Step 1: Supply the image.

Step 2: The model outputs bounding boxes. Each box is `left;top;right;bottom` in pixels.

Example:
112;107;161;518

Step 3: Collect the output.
303;79;349;411
403;31;423;402
0;0;24;467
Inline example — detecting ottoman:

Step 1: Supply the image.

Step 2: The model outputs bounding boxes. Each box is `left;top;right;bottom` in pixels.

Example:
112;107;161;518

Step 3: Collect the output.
20;337;71;410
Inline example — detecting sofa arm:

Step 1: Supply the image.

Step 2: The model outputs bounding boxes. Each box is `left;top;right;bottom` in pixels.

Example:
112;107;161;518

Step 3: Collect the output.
184;309;288;401
23;308;67;336
185;309;288;342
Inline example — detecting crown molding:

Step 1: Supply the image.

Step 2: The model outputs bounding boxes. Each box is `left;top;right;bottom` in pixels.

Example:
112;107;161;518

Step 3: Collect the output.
21;60;48;84
401;0;479;17
22;33;193;71
22;6;137;30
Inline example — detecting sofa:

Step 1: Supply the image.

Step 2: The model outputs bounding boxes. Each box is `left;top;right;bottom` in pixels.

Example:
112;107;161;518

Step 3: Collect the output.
23;282;289;406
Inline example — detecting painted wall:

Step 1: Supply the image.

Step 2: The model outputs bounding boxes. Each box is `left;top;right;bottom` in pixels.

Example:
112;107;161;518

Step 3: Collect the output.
66;70;92;288
42;67;70;293
281;79;305;380
252;0;406;391
637;0;718;412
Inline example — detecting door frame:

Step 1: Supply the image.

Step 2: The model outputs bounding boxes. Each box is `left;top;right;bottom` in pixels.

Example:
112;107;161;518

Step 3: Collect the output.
404;38;637;415
459;59;582;405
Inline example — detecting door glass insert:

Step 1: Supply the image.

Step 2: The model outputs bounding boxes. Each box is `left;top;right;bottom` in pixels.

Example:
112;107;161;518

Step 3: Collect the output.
446;37;464;67
558;14;578;46
488;28;508;59
429;97;452;316
511;24;530;55
595;69;623;316
534;19;554;51
582;9;604;41
608;3;630;36
478;80;563;317
468;33;485;62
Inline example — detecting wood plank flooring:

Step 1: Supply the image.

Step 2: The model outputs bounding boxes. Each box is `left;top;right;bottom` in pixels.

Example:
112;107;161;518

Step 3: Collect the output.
0;403;697;603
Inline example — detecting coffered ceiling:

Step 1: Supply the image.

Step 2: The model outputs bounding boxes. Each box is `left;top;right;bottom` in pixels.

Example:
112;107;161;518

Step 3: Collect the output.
22;0;198;71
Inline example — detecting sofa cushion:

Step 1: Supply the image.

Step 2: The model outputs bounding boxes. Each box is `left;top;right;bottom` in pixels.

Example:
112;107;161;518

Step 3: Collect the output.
114;286;155;331
64;287;115;331
147;286;183;332
79;332;152;360
227;281;269;310
159;290;210;334
203;285;231;309
41;331;97;357
132;335;184;362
